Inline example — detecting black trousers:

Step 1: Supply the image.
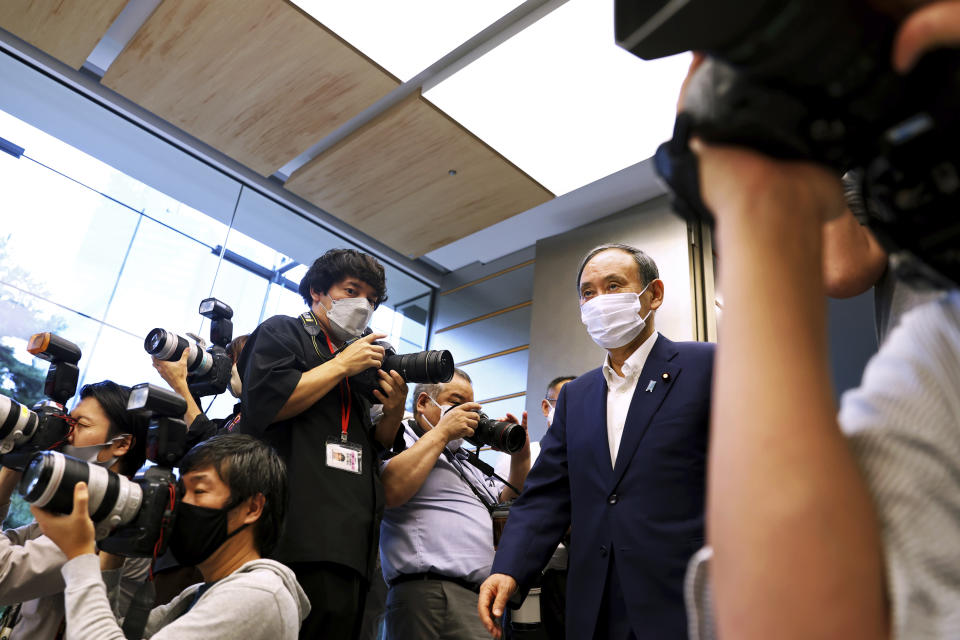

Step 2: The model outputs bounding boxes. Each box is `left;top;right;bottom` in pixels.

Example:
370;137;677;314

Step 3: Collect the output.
289;561;368;640
540;568;568;639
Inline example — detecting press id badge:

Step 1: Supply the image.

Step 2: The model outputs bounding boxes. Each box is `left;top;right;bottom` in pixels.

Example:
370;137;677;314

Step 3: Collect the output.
326;437;362;474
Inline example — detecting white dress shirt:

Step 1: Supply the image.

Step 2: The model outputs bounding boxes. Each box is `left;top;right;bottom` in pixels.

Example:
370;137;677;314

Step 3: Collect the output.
602;332;659;467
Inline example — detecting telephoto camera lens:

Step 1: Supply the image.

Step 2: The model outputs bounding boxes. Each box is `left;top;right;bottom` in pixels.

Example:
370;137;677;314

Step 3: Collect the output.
382;349;455;384
0;395;39;454
20;451;143;537
471;412;526;454
143;329;213;375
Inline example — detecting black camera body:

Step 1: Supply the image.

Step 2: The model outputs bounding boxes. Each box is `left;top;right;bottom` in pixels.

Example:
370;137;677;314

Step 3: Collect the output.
144;298;234;397
343;332;455;403
0;333;82;471
101;383;190;557
465;411;526;454
617;0;960;288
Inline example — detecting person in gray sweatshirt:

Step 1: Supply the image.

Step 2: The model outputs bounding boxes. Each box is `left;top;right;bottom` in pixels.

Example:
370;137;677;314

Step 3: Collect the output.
33;433;310;639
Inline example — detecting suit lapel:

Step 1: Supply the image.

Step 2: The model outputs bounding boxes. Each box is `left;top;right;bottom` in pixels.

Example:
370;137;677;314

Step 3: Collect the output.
610;335;681;490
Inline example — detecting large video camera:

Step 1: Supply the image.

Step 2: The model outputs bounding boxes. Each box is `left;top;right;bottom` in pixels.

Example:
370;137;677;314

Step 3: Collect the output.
617;0;960;288
144;298;234;397
343;330;455;402
19;383;187;557
0;333;82;471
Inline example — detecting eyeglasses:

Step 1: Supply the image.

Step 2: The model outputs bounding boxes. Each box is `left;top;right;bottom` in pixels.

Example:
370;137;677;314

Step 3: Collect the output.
544;397;558;407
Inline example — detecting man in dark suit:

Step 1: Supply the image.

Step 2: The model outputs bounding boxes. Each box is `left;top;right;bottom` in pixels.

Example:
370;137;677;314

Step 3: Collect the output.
479;243;715;640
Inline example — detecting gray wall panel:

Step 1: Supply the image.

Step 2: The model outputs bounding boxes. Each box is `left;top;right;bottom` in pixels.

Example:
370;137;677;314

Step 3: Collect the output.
460;350;529;403
434;263;534;329
432;306;531;364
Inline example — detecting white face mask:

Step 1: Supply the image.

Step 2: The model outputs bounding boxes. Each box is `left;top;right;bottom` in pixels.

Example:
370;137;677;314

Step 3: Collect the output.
61;434;129;468
229;364;242;398
424;397;461;451
322;296;374;341
580;282;654;349
546;404;556;427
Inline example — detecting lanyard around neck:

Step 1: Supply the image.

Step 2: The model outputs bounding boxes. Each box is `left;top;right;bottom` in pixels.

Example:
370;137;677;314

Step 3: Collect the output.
322;330;351;443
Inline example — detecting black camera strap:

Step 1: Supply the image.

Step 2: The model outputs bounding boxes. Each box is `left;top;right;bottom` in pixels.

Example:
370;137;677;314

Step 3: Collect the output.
443;447;500;512
121;578;155;640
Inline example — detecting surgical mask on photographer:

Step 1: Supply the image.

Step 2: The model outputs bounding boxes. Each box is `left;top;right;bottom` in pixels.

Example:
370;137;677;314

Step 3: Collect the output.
580;281;654;349
169;499;251;566
424;397;461;452
61;434;130;469
229;364;242;399
321;295;374;342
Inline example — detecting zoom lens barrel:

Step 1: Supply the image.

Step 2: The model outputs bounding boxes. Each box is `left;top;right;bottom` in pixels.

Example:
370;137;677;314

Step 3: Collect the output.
470;412;527;454
20;451;142;536
144;329;188;362
382;350;454;384
144;329;212;375
0;395;39;453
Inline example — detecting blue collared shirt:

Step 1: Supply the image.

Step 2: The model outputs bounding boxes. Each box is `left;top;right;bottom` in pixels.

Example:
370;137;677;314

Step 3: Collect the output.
379;422;502;585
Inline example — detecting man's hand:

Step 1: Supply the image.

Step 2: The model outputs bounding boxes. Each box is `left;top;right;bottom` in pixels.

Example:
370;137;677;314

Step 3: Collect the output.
32;482;96;560
478;573;518;638
436;402;480;443
372;369;408;418
152;351;190;392
335;333;386;377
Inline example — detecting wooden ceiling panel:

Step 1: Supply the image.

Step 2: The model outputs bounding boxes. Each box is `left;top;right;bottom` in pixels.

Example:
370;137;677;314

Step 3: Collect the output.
285;94;554;257
0;0;128;69
101;0;398;177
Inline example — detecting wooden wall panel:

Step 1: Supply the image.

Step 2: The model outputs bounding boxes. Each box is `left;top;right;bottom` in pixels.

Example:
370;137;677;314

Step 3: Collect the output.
0;0;127;69
101;0;398;176
285;93;554;257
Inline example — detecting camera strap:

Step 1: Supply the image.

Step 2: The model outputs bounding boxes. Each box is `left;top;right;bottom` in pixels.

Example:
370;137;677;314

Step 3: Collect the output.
654;112;716;226
443;447;499;513
323;331;352;443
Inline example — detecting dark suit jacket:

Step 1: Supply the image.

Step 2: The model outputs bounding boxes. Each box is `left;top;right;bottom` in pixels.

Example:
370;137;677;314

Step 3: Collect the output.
492;334;714;640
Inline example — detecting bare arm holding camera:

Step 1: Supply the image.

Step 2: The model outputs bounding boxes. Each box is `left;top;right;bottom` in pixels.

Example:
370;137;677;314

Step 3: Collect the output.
497;412;530;503
380;403;480;508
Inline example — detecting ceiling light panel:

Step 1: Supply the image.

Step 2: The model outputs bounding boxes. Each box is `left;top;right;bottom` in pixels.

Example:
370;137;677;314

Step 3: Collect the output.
423;0;691;196
291;0;526;81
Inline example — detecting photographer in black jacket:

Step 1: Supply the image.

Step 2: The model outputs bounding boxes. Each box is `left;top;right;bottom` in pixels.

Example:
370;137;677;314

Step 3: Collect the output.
238;248;407;639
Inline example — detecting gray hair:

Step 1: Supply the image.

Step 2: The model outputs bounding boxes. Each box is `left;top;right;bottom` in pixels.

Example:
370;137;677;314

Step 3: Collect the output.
576;243;659;292
412;368;472;418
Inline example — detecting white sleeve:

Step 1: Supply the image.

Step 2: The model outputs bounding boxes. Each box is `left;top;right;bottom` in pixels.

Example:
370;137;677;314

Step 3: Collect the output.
840;293;960;640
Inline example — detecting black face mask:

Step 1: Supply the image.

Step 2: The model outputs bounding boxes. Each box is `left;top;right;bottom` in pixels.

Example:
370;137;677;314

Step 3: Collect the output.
169;500;249;567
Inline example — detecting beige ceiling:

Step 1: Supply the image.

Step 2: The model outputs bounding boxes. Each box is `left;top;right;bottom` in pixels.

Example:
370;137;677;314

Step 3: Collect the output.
286;92;553;257
0;0;128;69
0;0;555;259
101;0;399;177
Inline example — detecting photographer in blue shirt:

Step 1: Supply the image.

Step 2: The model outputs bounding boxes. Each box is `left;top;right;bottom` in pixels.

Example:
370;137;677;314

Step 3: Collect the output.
379;369;530;639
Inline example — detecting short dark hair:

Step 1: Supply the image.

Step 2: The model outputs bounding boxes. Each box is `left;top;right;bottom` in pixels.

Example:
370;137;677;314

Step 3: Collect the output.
412;368;472;419
179;433;287;557
78;381;147;477
576;243;659;292
298;249;388;307
546;376;576;397
226;334;249;365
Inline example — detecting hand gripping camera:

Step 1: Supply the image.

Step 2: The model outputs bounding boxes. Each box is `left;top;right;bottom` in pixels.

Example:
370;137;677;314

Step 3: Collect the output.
144;298;234;397
342;330;456;403
19;383;188;557
617;0;960;289
465;411;526;454
0;333;82;471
